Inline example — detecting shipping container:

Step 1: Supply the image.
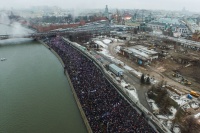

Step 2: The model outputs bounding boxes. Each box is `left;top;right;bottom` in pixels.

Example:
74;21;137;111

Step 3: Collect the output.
109;64;124;76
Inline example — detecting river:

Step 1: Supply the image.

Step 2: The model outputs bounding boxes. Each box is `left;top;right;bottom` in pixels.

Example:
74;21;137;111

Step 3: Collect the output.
0;24;87;133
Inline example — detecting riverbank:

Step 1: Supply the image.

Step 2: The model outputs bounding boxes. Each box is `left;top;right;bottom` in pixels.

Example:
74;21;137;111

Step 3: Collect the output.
39;40;92;133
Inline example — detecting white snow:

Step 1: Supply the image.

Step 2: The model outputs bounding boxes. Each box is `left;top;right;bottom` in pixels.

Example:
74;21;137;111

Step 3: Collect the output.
103;39;112;44
157;115;168;120
151;102;159;111
173;126;181;133
171;95;191;106
194;113;200;118
166;121;172;129
147;99;159;113
124;65;133;71
95;40;108;48
123;65;142;77
168;106;177;119
99;49;115;60
191;102;199;109
127;89;139;101
130;69;142;77
115;46;121;53
112;58;124;66
120;80;129;88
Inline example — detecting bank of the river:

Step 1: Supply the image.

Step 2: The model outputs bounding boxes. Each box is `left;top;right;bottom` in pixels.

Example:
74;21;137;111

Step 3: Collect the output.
39;40;92;133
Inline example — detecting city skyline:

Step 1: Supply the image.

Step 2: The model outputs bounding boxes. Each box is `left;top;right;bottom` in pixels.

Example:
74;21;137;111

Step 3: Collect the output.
0;0;200;12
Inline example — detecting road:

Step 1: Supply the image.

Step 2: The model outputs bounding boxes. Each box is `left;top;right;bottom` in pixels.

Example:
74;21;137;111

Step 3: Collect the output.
90;46;152;111
123;71;152;111
107;41;152;111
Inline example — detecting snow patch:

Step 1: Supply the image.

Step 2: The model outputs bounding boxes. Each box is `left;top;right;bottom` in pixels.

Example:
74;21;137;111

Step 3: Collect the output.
194;113;200;118
95;40;108;48
127;89;139;101
103;39;112;44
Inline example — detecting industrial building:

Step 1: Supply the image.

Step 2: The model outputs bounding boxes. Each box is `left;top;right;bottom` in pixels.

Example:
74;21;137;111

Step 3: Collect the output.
120;45;158;65
147;18;188;36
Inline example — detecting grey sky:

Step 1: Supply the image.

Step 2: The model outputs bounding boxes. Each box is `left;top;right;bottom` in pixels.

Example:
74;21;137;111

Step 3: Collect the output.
1;0;200;12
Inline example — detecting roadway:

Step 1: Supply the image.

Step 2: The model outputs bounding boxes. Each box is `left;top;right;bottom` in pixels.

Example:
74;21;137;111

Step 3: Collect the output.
108;42;153;111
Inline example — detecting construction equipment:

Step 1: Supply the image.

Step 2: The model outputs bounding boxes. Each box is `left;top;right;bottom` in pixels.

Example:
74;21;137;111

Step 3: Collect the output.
148;45;155;50
190;91;200;97
172;73;181;77
184;80;192;85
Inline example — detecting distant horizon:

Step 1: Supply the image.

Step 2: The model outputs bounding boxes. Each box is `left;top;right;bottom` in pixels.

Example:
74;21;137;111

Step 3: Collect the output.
0;0;200;13
1;6;199;14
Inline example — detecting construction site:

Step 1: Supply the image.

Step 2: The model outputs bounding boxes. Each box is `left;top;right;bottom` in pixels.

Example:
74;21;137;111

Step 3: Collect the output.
72;30;200;132
116;33;200;132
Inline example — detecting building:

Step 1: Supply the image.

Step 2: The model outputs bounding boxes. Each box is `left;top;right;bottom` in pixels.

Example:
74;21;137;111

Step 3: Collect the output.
185;18;200;33
120;45;158;65
147;18;188;36
104;5;109;19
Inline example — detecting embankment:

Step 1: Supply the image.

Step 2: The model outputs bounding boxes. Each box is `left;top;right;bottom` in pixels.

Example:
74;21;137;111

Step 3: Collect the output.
39;40;92;133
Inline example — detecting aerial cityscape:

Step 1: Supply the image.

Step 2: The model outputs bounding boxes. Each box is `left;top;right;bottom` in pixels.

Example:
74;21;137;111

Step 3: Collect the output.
0;0;200;133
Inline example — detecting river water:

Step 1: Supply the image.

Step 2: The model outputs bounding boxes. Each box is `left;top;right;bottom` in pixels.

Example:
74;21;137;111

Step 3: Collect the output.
0;24;87;133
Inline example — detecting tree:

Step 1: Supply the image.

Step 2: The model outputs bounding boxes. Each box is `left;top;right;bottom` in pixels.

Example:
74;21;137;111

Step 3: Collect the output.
141;74;145;84
96;44;99;50
146;77;151;84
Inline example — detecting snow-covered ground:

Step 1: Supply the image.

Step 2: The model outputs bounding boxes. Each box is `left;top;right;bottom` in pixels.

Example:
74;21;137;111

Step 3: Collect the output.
194;112;200;118
114;46;121;53
102;39;112;44
156;115;168;120
173;126;181;133
127;89;139;101
120;80;129;88
147;99;159;114
94;40;108;48
147;95;179;131
124;65;142;77
170;95;191;106
119;80;139;101
190;102;199;109
168;106;177;119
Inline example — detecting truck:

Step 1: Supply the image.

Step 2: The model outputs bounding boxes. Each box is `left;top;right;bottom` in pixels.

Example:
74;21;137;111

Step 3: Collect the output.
108;64;124;77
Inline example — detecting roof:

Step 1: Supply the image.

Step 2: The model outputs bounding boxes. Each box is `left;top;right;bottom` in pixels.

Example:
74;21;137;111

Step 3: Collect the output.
129;48;150;58
121;45;159;61
132;45;158;55
148;21;187;29
109;64;124;72
158;18;180;24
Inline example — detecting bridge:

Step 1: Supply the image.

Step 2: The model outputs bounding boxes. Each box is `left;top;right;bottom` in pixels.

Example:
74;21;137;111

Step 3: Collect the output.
0;26;111;40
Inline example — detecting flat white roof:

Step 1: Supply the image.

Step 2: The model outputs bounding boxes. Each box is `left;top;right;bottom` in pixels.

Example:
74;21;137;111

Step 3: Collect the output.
129;48;150;58
131;45;158;55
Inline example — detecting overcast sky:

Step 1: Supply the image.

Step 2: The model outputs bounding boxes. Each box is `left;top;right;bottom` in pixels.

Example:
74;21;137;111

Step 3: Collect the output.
1;0;200;12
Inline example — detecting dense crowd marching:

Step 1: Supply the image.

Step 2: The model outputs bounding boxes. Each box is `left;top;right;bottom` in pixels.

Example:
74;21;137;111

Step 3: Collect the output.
43;36;156;133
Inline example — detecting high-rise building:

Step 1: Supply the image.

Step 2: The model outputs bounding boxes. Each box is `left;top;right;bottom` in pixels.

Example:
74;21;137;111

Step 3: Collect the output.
104;5;109;19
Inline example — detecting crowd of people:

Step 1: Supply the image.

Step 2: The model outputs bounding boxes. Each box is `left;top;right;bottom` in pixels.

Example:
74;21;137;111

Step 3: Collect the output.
43;36;156;133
